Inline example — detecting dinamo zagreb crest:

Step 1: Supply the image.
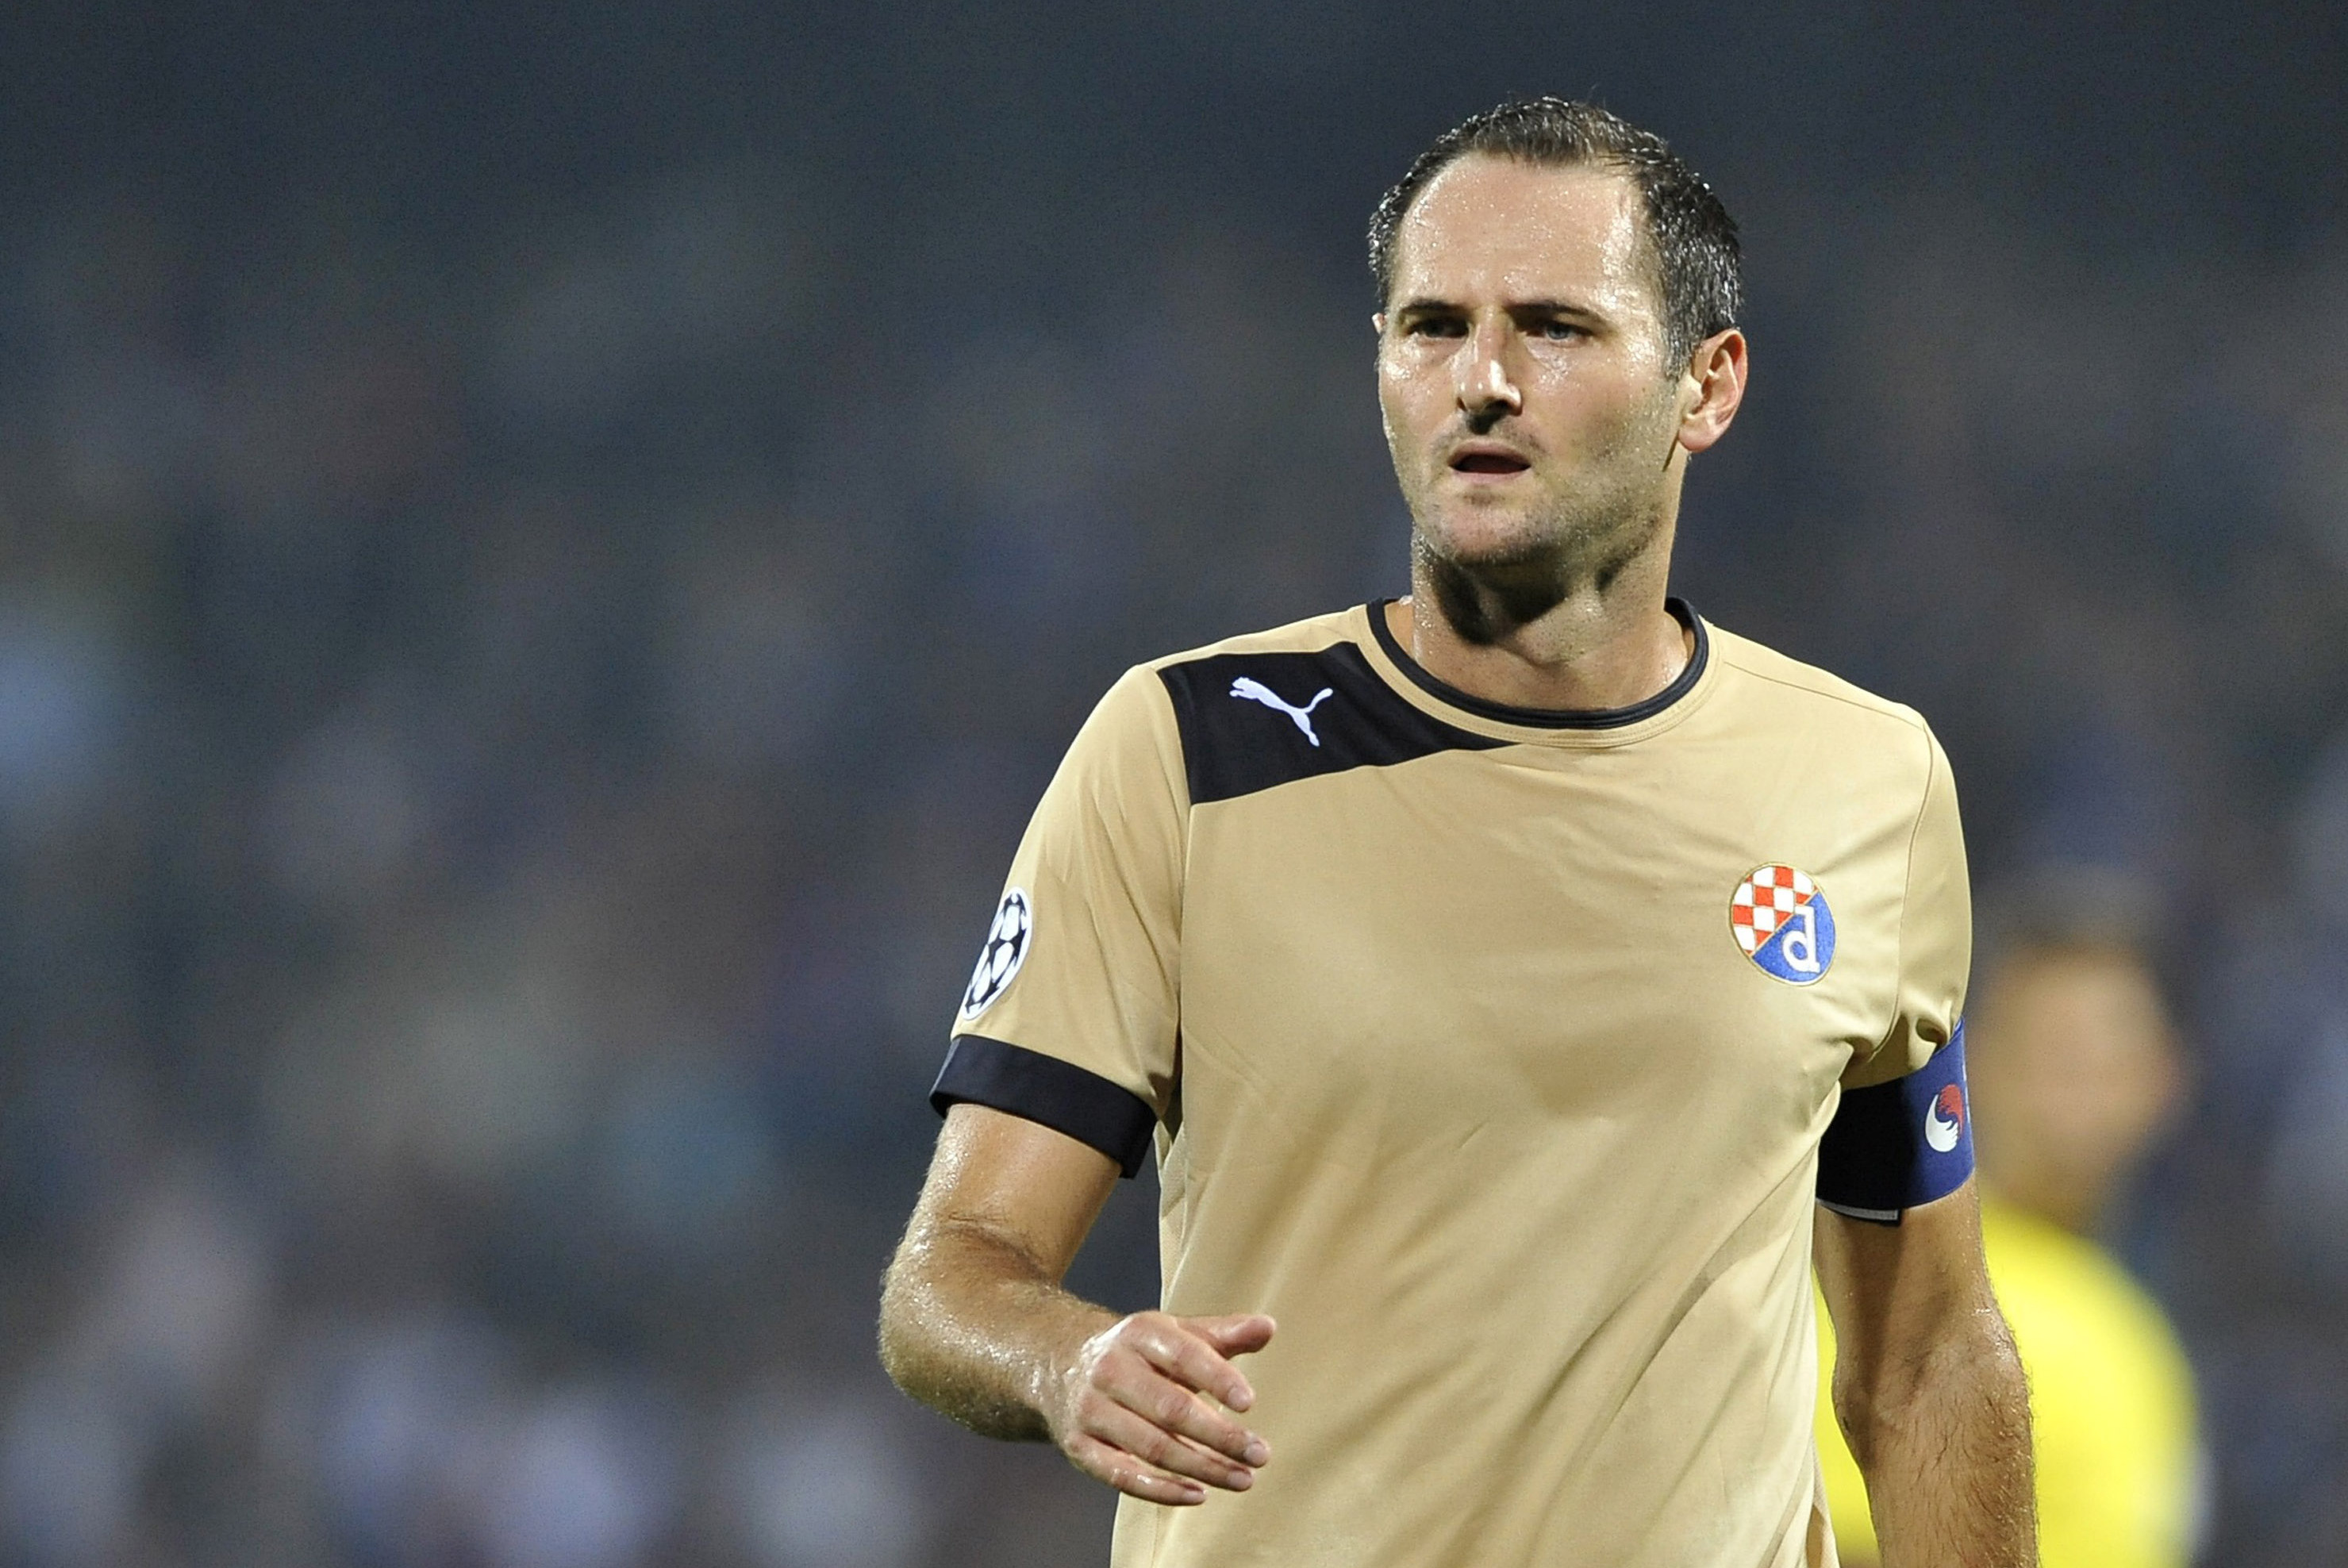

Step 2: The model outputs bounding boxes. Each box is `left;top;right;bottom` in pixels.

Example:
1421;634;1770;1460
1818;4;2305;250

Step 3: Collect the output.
1728;864;1835;984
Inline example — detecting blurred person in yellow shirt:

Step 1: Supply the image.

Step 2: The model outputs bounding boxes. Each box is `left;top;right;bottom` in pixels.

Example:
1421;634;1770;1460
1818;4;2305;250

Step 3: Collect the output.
1816;894;2200;1567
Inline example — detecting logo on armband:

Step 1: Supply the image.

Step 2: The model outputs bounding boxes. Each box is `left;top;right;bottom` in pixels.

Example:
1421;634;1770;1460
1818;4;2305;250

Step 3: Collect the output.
1728;864;1836;984
1926;1081;1967;1153
960;887;1032;1020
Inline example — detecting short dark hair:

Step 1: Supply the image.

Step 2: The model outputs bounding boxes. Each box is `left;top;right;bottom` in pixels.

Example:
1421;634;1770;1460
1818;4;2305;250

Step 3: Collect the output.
1367;98;1744;367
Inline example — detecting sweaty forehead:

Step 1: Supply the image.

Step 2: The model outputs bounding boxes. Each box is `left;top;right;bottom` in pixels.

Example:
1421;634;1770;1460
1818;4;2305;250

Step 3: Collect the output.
1390;155;1654;312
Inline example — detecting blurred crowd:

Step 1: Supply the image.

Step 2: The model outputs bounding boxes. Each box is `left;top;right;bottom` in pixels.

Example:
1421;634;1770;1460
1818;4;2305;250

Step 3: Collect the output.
1;152;2346;1566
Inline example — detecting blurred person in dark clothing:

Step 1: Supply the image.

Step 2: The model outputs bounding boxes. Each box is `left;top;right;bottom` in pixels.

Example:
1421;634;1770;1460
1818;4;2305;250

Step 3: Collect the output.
1818;882;2200;1568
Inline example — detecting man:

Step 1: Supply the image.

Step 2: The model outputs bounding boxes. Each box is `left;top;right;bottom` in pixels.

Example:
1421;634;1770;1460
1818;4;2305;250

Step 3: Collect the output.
879;98;2035;1567
1817;892;2197;1567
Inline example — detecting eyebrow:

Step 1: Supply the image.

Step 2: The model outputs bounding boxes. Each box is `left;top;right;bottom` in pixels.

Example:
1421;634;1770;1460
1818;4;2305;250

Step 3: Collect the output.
1390;296;1608;320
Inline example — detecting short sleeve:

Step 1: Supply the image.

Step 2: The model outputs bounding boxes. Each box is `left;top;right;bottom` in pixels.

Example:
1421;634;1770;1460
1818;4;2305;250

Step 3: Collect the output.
1847;727;1970;1090
1818;728;1975;1221
929;666;1187;1175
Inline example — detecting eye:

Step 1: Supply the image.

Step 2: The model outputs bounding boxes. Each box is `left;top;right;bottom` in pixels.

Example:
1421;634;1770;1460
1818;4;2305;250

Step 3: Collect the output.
1403;316;1467;339
1536;319;1587;342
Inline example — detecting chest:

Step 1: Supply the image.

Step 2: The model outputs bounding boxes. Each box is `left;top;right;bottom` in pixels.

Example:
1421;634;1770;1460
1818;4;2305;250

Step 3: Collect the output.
1174;744;1911;1142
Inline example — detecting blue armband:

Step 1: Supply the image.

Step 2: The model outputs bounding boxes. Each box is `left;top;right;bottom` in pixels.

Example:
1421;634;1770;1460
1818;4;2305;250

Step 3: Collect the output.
1816;1024;1973;1224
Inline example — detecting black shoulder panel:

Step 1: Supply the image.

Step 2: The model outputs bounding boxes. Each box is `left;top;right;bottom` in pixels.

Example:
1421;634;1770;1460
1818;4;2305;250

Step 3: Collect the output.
1158;642;1504;805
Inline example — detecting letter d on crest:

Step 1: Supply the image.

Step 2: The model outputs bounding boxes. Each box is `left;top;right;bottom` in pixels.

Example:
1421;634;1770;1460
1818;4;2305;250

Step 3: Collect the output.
1779;902;1820;974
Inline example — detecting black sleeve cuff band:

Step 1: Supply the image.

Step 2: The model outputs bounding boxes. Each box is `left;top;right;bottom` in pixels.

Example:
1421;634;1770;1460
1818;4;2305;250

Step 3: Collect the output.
930;1034;1159;1178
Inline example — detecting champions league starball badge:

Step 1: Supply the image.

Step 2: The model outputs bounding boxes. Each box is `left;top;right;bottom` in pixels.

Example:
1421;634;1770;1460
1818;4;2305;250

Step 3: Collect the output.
1728;864;1835;984
960;887;1032;1020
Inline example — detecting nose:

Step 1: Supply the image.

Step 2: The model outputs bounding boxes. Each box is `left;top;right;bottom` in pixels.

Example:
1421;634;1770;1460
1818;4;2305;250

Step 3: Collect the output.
1456;316;1522;429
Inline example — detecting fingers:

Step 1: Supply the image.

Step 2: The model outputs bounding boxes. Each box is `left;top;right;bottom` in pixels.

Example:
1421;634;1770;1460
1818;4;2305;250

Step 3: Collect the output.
1186;1312;1277;1366
1063;1429;1210;1506
1088;1398;1259;1492
1055;1311;1275;1506
1137;1316;1270;1420
1105;1355;1269;1470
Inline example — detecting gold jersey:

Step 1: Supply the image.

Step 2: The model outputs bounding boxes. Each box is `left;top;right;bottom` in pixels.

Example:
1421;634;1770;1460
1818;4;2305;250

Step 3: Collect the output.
934;600;1969;1568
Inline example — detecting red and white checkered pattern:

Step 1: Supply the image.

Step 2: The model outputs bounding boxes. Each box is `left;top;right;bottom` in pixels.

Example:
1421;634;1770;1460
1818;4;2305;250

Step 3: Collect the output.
1729;864;1816;955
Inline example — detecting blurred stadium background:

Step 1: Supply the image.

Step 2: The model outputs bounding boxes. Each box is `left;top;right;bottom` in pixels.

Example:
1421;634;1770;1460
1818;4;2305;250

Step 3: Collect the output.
1;3;2346;1564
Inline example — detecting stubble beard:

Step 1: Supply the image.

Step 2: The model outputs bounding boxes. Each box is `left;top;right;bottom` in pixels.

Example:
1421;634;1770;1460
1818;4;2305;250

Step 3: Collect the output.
1411;464;1670;648
1401;367;1685;647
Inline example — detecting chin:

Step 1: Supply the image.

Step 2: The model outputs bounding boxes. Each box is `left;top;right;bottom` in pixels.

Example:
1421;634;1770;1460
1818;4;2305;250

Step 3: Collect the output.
1419;504;1567;573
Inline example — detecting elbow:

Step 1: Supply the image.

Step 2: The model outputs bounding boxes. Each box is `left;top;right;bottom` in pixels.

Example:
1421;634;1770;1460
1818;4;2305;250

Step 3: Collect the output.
1833;1306;2027;1469
873;1225;1059;1443
874;1247;931;1399
875;1293;909;1393
874;1223;986;1414
1828;1371;1885;1471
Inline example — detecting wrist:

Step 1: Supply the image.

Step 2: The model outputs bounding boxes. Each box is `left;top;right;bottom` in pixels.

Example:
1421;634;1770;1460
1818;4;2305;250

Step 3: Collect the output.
1029;1297;1121;1433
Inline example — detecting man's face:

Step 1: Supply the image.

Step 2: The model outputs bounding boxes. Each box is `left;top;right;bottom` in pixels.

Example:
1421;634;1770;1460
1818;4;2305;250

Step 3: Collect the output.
1970;951;2183;1231
1376;156;1689;591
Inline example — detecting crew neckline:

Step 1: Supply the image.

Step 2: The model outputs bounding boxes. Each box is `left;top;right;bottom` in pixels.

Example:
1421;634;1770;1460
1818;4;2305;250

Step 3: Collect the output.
1364;596;1710;731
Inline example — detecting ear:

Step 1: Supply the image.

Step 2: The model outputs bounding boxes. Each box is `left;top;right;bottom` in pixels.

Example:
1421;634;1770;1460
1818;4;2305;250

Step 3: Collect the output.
1675;328;1748;455
1372;312;1388;337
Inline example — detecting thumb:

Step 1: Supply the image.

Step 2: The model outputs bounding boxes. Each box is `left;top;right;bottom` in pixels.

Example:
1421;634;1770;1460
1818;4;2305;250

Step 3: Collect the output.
1186;1312;1277;1356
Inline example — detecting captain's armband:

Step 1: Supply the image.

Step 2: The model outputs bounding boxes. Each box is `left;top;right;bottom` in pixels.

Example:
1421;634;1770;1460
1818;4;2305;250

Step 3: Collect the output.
1816;1024;1974;1225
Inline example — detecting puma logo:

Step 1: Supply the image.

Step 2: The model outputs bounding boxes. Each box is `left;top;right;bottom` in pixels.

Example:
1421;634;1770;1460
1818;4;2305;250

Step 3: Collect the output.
1229;678;1335;747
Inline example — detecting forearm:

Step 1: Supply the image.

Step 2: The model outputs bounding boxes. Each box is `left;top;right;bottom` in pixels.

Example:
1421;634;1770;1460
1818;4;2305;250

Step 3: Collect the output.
1838;1305;2035;1568
878;1216;1117;1440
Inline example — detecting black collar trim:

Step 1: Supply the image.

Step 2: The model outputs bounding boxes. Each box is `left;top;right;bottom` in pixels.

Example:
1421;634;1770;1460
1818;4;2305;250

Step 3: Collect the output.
1366;597;1709;731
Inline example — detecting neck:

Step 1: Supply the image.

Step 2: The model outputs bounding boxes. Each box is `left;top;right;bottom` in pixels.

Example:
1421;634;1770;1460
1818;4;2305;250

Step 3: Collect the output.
1395;522;1689;713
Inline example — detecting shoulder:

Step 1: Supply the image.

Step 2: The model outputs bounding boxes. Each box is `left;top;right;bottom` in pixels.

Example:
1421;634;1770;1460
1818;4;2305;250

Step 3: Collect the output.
1135;605;1377;728
1704;621;1946;784
1130;605;1451;807
1069;606;1369;775
1704;622;1935;740
1089;605;1365;724
1139;605;1364;672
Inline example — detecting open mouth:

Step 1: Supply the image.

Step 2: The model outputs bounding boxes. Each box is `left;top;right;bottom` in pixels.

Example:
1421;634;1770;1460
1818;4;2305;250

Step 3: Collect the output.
1450;452;1531;475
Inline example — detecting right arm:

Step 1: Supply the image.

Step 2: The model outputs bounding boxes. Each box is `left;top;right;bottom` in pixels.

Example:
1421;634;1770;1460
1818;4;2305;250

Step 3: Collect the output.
878;1102;1275;1506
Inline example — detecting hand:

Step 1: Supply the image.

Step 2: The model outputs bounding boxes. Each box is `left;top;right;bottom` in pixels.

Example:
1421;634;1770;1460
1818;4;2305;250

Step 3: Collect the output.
1047;1310;1277;1505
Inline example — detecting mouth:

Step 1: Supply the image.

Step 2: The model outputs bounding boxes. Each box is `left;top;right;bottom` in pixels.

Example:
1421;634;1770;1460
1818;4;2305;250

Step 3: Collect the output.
1446;444;1531;477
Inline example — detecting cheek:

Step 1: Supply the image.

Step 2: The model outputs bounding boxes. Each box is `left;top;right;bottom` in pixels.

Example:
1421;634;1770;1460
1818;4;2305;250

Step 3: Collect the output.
1548;372;1680;458
1376;359;1440;444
